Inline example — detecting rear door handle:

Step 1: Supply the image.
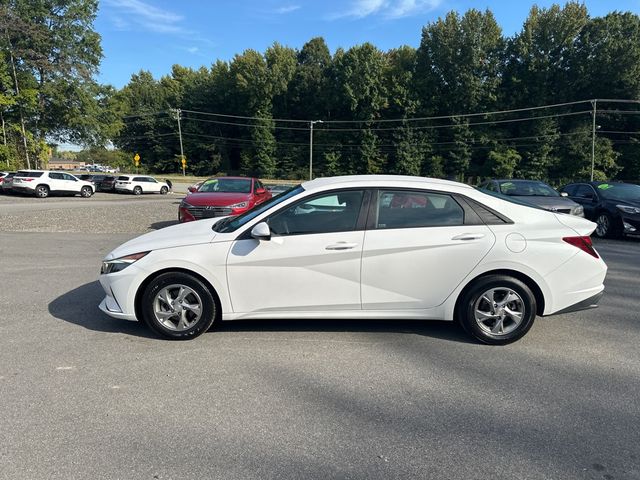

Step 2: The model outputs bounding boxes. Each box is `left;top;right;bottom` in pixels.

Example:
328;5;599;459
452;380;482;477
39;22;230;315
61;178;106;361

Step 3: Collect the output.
325;242;359;250
452;233;485;241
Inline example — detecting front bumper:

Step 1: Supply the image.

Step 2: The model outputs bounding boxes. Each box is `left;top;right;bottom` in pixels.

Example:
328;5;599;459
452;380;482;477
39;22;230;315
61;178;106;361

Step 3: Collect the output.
98;269;141;321
621;215;640;234
98;296;137;321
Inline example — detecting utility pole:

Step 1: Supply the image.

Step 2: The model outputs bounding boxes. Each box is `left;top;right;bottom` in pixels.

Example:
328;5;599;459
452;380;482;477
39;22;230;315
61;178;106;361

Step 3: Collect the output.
591;99;597;182
309;120;323;180
172;108;185;175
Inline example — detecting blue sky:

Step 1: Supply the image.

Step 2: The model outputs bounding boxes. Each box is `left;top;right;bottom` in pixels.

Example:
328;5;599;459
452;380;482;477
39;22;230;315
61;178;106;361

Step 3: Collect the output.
97;0;640;88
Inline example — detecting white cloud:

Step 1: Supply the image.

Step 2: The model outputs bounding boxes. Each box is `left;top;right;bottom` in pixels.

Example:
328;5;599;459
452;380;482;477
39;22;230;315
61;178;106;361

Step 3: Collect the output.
276;5;301;14
104;0;185;34
336;0;443;19
187;46;199;54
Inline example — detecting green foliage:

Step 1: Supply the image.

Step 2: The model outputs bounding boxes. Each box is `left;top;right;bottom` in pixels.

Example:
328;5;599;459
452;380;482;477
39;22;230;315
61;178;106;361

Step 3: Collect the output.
5;1;640;181
486;148;521;178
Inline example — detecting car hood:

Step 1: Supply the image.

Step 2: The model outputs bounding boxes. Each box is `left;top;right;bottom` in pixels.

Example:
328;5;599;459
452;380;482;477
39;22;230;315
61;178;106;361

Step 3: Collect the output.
185;192;250;206
105;218;219;260
606;198;640;207
509;195;579;210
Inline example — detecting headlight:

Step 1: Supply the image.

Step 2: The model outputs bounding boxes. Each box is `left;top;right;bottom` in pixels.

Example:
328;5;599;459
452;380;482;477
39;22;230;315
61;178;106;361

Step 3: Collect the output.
572;205;584;216
179;199;192;208
101;252;149;274
616;204;640;215
229;201;248;209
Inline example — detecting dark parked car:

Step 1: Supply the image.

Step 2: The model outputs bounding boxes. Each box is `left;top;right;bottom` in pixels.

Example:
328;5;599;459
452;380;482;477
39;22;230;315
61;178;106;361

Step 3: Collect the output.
560;181;640;238
97;175;117;192
0;172;16;194
478;179;584;216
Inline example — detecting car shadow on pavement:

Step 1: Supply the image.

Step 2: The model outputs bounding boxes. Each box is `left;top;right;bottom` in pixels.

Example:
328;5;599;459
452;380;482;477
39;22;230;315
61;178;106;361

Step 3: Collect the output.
48;281;156;338
214;318;475;344
48;281;474;343
150;220;178;230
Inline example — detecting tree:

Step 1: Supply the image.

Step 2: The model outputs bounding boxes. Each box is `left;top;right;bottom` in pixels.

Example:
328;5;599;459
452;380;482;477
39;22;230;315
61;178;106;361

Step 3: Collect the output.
486;148;521;178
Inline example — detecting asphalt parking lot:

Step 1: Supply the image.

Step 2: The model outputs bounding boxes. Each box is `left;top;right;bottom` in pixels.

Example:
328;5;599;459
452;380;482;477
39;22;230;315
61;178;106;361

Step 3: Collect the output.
1;194;639;480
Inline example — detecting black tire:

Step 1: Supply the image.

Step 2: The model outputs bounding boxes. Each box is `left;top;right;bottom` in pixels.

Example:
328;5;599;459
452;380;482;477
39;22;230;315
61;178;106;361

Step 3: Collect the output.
35;184;49;198
133;186;142;195
594;212;620;239
160;186;168;195
80;186;93;198
140;272;217;340
457;275;537;345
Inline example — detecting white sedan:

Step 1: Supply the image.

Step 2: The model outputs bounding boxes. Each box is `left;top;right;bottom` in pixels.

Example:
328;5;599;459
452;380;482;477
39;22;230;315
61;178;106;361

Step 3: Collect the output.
99;175;607;344
114;175;170;195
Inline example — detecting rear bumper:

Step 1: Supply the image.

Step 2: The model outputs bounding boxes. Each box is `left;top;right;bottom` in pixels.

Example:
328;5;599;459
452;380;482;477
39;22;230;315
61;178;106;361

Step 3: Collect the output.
544;290;604;316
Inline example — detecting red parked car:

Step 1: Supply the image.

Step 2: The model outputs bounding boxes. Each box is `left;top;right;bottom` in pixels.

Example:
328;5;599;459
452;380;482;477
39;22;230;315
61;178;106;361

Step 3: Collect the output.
178;176;272;223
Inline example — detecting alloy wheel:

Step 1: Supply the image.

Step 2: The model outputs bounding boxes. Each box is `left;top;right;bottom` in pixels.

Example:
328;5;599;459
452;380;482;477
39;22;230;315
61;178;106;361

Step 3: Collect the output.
596;214;610;237
153;284;203;331
473;288;525;336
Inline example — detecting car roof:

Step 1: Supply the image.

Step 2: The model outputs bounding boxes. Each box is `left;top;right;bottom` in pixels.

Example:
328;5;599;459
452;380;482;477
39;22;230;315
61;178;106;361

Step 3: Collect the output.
301;175;473;192
492;179;550;184
205;176;255;181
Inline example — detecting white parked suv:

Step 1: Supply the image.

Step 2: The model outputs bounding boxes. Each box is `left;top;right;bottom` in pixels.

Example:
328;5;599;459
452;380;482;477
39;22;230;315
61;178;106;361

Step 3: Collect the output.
12;170;94;198
115;175;170;195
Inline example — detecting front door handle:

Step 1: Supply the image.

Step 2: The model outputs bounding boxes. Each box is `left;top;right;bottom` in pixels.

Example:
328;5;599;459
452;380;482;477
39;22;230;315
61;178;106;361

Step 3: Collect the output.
452;233;485;241
325;242;359;250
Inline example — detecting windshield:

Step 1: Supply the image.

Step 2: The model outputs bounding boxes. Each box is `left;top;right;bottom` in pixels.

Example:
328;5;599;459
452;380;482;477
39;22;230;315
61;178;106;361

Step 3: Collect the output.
498;181;559;197
597;183;640;202
199;178;252;194
213;185;303;233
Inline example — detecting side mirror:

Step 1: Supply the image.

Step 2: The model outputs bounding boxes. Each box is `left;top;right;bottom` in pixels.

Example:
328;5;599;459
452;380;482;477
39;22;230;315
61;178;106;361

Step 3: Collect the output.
250;222;271;240
256;187;266;195
187;186;196;193
560;192;568;197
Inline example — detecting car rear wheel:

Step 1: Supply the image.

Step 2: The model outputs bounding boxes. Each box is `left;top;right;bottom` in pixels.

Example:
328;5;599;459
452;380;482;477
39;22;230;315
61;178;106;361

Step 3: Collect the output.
160;186;168;195
35;185;49;198
457;275;536;345
141;272;216;340
133;186;142;195
80;186;93;198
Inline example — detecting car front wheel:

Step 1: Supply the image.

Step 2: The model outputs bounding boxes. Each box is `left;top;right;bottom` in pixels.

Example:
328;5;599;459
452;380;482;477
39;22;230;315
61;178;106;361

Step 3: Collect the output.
80;186;93;198
141;272;217;340
594;212;619;238
160;186;168;195
457;275;536;345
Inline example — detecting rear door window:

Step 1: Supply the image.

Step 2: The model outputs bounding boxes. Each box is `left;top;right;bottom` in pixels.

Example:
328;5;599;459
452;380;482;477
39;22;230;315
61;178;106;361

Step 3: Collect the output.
375;190;464;229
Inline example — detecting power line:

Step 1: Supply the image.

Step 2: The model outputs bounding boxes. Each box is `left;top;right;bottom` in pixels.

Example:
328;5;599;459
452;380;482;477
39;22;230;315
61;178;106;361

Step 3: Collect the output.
173;110;592;134
180;108;310;124
118;99;640;127
314;110;591;132
181;116;310;131
180;99;594;125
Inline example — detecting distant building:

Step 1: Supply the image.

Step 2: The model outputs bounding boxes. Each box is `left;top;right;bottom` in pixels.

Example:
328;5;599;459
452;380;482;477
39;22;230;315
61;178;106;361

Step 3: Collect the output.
47;158;86;170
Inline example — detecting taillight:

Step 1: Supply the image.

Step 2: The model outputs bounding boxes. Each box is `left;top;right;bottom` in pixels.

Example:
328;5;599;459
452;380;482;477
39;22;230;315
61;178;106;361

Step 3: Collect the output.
563;236;599;259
